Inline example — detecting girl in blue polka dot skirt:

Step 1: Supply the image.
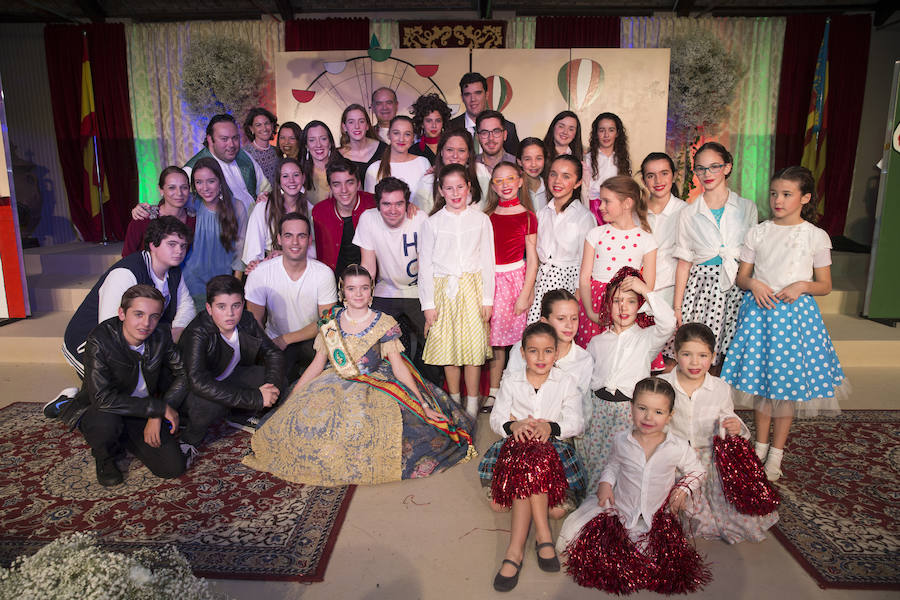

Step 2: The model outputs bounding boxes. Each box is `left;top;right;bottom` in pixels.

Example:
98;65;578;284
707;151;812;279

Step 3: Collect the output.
721;166;845;482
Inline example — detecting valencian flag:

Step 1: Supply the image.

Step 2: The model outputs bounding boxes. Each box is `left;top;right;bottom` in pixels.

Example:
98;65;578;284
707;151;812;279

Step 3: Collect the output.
801;19;830;214
80;36;109;221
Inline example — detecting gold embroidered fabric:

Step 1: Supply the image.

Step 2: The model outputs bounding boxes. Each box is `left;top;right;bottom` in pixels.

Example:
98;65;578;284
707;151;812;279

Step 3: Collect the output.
243;314;405;486
400;21;506;48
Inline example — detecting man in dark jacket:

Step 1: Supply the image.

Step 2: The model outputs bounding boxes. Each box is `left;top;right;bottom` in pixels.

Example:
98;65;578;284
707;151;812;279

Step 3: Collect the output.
179;275;285;443
53;284;189;487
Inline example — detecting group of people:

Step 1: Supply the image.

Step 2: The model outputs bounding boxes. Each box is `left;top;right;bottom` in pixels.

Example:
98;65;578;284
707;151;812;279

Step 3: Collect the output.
44;70;846;593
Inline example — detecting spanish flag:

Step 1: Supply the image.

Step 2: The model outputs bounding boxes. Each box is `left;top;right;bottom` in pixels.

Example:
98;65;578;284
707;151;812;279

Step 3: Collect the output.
800;19;830;214
80;36;109;217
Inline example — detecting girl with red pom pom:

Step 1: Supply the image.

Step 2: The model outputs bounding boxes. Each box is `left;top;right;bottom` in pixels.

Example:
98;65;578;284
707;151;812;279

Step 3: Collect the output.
661;323;779;543
583;268;675;490
478;322;586;592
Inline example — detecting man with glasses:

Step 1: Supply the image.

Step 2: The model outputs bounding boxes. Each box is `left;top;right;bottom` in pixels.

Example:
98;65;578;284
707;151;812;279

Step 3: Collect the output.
448;72;519;155
475;110;516;171
371;87;398;144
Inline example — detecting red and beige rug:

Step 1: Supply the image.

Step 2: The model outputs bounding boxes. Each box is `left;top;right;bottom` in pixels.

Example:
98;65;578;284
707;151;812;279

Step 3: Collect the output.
749;410;899;590
0;402;354;582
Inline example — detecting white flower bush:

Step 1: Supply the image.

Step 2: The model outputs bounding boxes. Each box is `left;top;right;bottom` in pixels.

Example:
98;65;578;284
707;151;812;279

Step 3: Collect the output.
0;532;223;600
182;37;263;120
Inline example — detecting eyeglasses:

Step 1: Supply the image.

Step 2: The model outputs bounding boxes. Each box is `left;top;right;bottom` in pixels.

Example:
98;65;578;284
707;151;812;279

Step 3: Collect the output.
693;163;726;175
491;176;517;185
477;128;504;138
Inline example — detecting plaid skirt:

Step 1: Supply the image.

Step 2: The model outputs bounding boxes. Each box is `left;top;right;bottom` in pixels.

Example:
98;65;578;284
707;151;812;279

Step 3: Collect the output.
478;437;587;504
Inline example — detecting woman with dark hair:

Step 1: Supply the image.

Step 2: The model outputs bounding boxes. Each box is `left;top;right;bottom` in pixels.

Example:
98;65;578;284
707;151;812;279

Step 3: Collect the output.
543;110;583;163
411;129;490;214
276;121;303;161
364;116;430;195
338;103;387;182
300;120;336;206
409;93;451;163
122;166;196;257
183;157;248;309
243;107;279;189
583;112;632;223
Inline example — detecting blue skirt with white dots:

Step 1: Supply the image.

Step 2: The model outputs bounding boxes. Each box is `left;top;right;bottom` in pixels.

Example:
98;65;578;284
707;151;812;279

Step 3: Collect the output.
721;292;844;416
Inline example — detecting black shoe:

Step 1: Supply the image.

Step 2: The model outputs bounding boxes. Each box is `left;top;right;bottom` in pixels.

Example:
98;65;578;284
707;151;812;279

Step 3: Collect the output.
493;559;522;592
536;542;561;572
43;387;78;419
225;412;263;433
479;395;495;414
95;458;123;487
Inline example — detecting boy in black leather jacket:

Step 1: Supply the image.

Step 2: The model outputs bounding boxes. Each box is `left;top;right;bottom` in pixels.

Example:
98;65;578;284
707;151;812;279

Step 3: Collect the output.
178;275;285;447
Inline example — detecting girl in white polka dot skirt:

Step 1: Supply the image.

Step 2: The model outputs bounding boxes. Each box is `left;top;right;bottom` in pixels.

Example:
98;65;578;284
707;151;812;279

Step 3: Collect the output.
721;166;845;482
484;162;538;411
420;164;495;417
575;175;657;348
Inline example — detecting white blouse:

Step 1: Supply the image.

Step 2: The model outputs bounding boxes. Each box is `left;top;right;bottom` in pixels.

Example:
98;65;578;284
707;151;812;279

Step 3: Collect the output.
660;371;749;448
490;366;584;440
364;156;432;195
647;194;687;291
740;220;831;293
417;205;495;311
673;190;758;290
586;290;675;397
582;152;619;205
504;340;594;413
536;198;597;268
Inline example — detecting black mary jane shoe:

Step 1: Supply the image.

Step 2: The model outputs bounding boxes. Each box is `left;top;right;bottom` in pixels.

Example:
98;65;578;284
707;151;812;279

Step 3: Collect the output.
493;559;522;592
535;541;561;572
479;395;495;414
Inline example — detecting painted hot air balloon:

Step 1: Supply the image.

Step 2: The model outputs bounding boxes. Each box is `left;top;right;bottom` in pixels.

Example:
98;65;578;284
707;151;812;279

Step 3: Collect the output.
486;75;513;112
558;59;604;111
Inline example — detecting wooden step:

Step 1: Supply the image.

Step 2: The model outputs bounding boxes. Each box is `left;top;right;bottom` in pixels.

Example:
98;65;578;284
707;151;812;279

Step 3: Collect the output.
824;313;900;367
26;273;95;313
0;311;71;364
24;241;122;277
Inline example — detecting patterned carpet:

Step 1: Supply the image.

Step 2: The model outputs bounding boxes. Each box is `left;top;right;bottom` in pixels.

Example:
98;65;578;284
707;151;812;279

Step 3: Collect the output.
0;403;355;581
745;410;900;590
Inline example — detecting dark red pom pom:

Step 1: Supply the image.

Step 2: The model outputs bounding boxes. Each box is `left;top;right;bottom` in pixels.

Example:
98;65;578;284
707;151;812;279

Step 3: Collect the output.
490;438;569;508
714;434;780;516
565;513;650;594
643;505;712;594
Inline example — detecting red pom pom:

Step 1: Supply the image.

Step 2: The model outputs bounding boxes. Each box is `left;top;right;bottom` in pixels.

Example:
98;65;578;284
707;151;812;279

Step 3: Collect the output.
565;513;650;594
490;438;569;508
714;435;780;515
643;505;712;594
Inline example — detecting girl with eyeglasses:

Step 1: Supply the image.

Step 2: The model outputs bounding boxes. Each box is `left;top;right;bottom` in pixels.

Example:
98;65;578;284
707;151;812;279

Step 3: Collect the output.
667;142;757;368
482;161;538;411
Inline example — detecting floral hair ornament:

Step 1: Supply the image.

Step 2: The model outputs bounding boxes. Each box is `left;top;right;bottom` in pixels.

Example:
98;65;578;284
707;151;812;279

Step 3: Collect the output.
597;266;655;329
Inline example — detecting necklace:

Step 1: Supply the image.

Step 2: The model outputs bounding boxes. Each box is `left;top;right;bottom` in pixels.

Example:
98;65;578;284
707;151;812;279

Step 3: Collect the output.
342;308;372;324
498;196;520;208
252;139;271;151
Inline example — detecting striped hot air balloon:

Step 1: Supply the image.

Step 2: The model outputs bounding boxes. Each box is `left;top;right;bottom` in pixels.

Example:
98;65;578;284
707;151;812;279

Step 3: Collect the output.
558;59;604;111
486;75;513;112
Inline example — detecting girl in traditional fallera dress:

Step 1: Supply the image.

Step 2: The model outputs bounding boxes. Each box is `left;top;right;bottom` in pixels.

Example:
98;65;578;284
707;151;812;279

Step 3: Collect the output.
484;162;539;411
419;164;495;417
661;323;779;543
583;112;632;224
365;116;432;195
527;155;596;324
482;322;586;592
722;166;845;481
517;137;548;213
576;175;657;348
584;268;675;489
669;142;757;366
242;265;475;485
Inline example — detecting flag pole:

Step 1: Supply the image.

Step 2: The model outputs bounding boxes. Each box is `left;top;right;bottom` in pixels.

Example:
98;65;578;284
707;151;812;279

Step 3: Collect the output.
83;30;109;246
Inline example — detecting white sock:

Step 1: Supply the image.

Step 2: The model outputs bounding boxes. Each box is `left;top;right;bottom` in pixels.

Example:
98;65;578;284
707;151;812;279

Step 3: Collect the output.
755;442;770;462
766;447;784;471
450;393;461;404
465;396;479;417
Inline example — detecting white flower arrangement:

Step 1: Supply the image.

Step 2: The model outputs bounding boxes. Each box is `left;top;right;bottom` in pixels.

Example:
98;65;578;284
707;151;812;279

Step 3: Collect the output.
664;28;743;198
182;37;264;120
0;532;224;600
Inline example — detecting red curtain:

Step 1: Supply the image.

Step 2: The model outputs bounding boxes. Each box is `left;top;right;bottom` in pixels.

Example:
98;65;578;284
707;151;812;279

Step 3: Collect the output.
285;18;370;51
819;14;872;236
535;16;620;48
44;24;135;242
773;15;827;171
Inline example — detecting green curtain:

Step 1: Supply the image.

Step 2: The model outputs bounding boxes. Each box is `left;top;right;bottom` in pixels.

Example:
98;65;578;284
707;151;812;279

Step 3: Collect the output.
621;16;785;217
126;20;284;205
506;17;536;49
370;19;399;49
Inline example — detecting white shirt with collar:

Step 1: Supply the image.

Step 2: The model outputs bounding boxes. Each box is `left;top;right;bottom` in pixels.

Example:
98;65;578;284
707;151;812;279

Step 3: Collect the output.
660;371;749;448
647;194;687;291
417;205;495;311
490;366;584;440
536;198;597;268
504;340;594;410
582;152;619;204
586;290;675;397
673;190;758;290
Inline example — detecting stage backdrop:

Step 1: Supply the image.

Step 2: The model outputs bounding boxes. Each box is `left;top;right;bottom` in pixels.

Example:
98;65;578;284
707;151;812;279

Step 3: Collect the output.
275;48;669;167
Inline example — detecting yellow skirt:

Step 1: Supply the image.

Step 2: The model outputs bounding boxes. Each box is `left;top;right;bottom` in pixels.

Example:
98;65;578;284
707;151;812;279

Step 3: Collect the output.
422;272;492;367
